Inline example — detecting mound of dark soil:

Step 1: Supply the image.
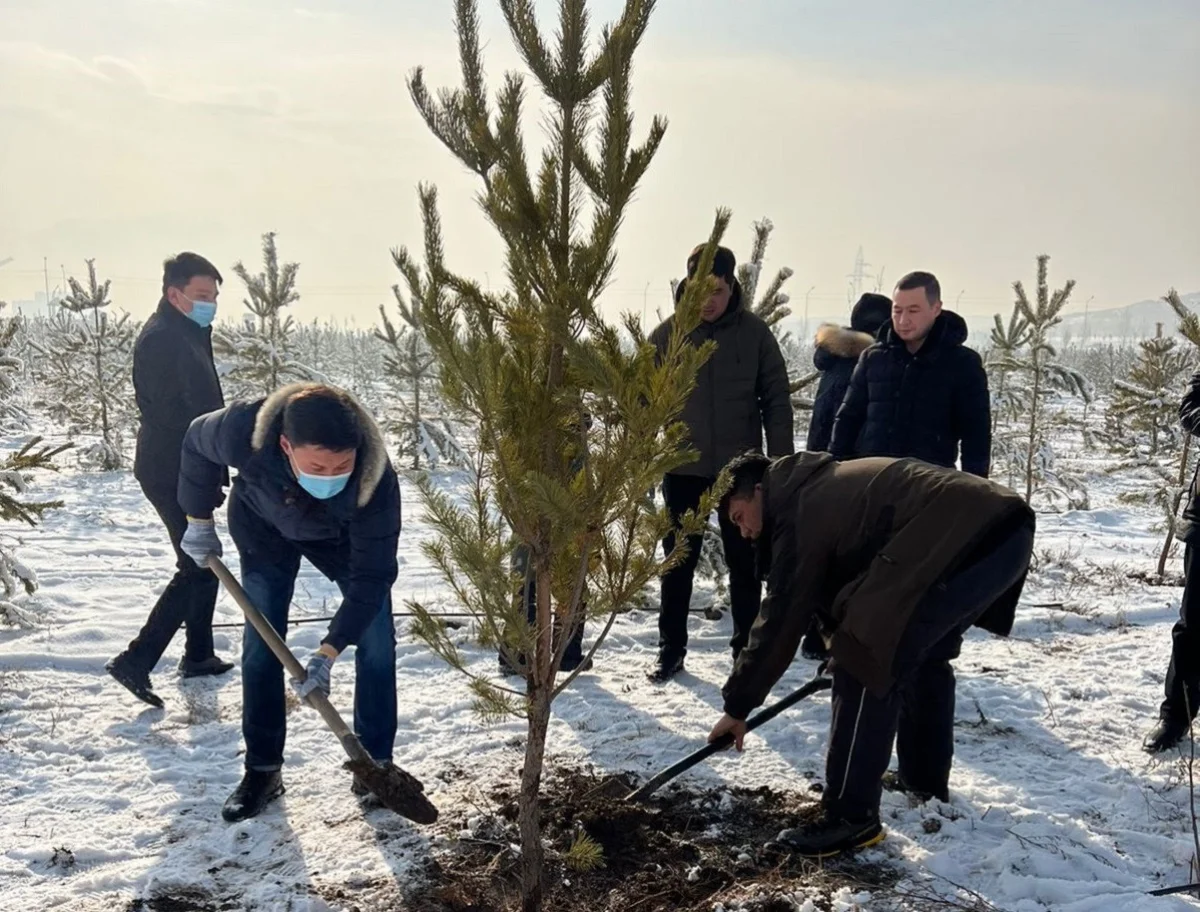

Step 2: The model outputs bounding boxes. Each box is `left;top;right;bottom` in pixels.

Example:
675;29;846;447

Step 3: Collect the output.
403;768;900;912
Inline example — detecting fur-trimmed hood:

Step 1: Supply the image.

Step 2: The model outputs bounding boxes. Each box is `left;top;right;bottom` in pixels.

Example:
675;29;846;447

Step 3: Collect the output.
250;382;390;509
815;323;876;360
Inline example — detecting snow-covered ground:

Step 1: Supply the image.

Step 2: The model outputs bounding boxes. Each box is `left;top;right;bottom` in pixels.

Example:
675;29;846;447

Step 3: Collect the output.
2;447;1200;911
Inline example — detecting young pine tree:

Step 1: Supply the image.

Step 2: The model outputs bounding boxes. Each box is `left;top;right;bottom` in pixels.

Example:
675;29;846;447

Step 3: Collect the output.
989;255;1093;507
0;437;72;626
1107;326;1191;457
741;218;793;332
30;260;136;469
213;232;323;398
376;230;469;471
0;303;29;429
403;3;715;907
1146;290;1200;577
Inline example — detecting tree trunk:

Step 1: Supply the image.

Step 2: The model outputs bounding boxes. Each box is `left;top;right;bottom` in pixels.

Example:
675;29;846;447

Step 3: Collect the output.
412;376;422;471
1159;434;1193;578
517;563;556;912
991;369;1005;440
92;313;111;447
518;686;550;912
1024;357;1042;504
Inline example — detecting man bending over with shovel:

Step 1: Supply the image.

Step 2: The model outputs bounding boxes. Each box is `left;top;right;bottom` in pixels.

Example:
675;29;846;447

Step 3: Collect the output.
708;451;1034;856
177;382;402;823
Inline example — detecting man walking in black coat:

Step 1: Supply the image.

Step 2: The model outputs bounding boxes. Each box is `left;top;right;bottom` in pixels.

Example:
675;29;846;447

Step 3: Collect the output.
107;253;232;708
647;243;794;683
830;271;991;478
1146;369;1200;753
176;383;402;822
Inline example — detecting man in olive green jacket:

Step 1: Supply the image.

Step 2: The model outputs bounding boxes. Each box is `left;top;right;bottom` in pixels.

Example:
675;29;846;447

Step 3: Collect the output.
647;244;794;682
708;451;1034;856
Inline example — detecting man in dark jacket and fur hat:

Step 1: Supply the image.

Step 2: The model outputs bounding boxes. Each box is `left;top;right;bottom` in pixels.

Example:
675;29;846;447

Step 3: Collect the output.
708;450;1034;856
806;293;892;453
107;253;232;709
176;382;402;823
830;272;990;477
648;244;794;682
800;292;892;662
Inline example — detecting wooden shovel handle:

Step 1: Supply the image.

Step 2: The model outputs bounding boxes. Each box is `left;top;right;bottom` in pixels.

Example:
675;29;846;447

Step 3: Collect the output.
207;555;366;759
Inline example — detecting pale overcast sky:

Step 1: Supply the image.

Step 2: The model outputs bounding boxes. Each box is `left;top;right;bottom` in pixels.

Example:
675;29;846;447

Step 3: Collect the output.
1;0;1197;329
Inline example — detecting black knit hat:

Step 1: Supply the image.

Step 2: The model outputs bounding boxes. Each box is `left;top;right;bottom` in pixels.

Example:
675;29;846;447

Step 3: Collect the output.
686;244;737;286
850;293;892;335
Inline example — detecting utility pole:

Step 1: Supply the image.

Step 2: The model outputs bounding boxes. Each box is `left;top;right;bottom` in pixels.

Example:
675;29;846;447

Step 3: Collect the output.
846;246;871;303
803;285;815;340
1083;295;1093;344
44;257;52;316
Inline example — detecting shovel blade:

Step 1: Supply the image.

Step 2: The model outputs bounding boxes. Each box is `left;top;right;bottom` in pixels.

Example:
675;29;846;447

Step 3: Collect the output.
345;758;439;824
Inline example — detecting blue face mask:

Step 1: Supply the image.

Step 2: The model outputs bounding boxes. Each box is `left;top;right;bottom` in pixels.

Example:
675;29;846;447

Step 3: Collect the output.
295;469;352;500
183;295;218;328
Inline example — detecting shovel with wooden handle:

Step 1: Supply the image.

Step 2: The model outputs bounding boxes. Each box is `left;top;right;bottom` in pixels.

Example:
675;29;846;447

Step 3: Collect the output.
208;555;438;824
627;674;833;803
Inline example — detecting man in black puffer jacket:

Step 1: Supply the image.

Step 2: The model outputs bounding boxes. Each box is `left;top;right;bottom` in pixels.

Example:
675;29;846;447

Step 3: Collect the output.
830;272;990;478
806;293;892;453
648;243;794;682
176;383;402;823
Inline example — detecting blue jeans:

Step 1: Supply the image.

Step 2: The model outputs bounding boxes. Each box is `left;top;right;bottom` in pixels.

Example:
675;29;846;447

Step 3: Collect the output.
239;551;397;772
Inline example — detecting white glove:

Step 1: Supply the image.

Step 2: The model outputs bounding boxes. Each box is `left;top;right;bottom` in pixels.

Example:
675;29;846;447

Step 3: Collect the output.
180;517;223;568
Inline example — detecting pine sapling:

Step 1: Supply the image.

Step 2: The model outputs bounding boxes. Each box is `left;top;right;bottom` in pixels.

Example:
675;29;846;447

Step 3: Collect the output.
990;255;1093;507
403;3;717;907
29;260;135;469
0;303;29;429
214;232;324;398
0;437;72;627
377;207;469;471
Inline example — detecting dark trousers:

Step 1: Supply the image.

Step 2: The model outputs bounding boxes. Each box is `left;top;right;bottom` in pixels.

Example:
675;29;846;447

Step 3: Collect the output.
238;544;397;772
1163;543;1200;722
517;573;584;666
824;521;1035;820
124;479;220;669
659;473;761;659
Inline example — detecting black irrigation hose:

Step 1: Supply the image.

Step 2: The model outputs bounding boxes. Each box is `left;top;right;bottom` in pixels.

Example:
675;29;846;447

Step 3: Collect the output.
210;612;472;629
1148;882;1200;897
211;605;721;630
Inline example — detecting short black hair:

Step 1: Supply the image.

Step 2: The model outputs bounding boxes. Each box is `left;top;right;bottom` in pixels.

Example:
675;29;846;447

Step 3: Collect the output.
162;252;223;296
686;244;737;286
719;450;771;513
895;271;941;306
281;385;363;452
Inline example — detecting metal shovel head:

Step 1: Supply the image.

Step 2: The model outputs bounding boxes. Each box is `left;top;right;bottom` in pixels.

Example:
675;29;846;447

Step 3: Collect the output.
345;758;439;824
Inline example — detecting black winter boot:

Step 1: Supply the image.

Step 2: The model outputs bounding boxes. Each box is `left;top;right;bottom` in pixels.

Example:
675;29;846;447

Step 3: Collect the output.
178;655;235;678
801;628;829;662
222;769;285;822
1144;716;1190;754
770;804;884;857
106;653;164;709
881;770;947;803
646;650;685;684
